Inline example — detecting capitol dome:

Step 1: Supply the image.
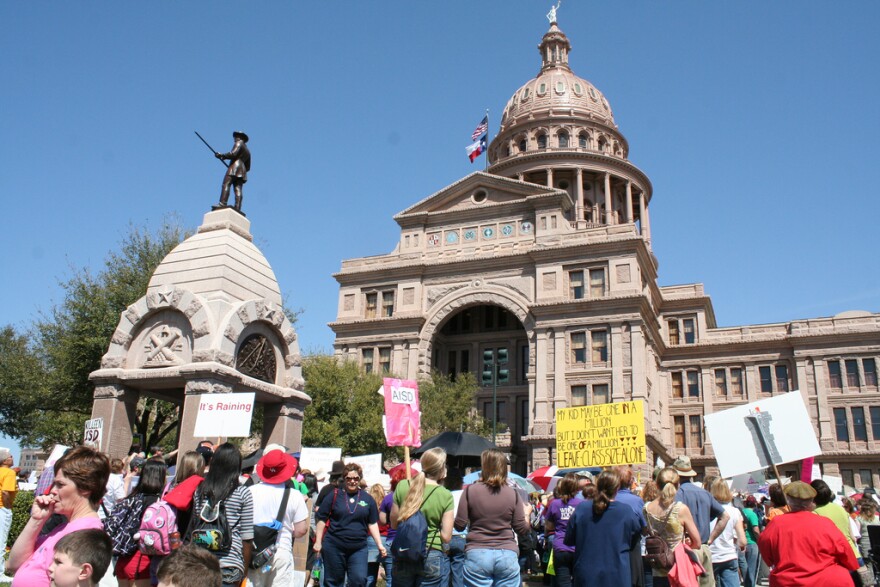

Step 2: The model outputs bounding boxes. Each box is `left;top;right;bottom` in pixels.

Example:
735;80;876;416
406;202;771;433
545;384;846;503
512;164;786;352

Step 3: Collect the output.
499;23;615;132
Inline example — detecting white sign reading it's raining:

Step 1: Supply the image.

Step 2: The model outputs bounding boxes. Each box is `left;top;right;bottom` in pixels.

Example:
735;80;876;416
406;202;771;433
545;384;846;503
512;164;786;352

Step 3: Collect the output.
704;391;821;479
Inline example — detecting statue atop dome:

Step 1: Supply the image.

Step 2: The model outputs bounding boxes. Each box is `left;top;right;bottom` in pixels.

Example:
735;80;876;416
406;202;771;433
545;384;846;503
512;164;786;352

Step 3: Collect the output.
547;1;561;24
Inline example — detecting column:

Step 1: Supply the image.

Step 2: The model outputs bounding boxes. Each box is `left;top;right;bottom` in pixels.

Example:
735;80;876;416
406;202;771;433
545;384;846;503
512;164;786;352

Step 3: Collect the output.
630;323;648;403
610;324;625;402
625;181;634;223
407;342;420;380
812;358;835;448
534;329;549;427
546;168;554;188
604;172;613;224
554;330;566;413
263;402;306;451
643;201;652;242
575;168;584;228
90;383;140;459
638;192;647;238
700;368;714;456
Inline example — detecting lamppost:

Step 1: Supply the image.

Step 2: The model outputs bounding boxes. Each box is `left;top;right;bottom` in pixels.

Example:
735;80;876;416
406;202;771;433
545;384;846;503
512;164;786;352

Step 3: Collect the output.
482;347;509;445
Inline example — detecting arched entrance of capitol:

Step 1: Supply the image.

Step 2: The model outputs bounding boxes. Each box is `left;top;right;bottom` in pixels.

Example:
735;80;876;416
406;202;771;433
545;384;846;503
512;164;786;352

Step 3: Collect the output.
430;304;531;475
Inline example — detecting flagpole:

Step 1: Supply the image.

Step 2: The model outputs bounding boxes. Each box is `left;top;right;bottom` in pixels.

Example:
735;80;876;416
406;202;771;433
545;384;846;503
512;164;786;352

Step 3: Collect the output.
484;108;489;173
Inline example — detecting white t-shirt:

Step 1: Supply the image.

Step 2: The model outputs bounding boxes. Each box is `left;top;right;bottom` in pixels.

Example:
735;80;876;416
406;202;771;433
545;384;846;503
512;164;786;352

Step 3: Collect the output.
249;482;309;552
709;504;742;563
100;473;126;518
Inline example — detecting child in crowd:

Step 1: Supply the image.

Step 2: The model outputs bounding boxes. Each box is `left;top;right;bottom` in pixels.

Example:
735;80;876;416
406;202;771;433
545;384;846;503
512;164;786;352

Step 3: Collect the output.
156;545;222;587
48;529;113;587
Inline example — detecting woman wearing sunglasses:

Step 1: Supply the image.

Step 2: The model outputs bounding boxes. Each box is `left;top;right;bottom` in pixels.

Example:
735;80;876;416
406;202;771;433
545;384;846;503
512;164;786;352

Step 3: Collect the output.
314;463;386;587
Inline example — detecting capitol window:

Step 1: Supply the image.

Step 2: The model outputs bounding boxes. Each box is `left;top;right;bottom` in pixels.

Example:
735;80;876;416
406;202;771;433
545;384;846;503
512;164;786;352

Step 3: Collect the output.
667;316;696;345
568;267;606;300
518;138;527;152
758;364;789;394
558;131;569;147
579;132;589;148
537;134;547;149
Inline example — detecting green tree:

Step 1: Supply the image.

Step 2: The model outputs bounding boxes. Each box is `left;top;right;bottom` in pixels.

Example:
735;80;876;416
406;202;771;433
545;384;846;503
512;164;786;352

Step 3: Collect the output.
0;219;188;448
301;356;489;460
418;371;490;438
301;355;389;458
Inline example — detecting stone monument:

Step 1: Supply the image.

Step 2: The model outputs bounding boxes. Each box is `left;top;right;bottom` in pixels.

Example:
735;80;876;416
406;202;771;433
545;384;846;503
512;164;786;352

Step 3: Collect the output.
89;208;310;457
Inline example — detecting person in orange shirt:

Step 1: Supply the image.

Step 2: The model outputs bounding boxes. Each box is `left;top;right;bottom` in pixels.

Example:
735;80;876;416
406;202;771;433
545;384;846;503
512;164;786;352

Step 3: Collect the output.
0;447;19;575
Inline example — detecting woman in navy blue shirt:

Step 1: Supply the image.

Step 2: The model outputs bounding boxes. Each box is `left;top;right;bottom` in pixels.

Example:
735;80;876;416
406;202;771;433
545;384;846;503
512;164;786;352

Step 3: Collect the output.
564;470;644;586
314;463;386;587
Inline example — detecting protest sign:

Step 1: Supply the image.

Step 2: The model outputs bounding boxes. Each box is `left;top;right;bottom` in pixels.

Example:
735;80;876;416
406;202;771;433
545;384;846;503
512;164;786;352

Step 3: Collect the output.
300;447;343;479
556;400;646;468
381;378;421;447
83;418;103;449
346;453;384;484
45;444;71;468
193;393;255;438
704;390;821;479
823;474;844;497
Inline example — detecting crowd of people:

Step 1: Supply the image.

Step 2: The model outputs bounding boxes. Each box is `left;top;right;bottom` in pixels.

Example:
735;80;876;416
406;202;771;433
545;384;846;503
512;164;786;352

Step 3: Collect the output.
1;443;879;587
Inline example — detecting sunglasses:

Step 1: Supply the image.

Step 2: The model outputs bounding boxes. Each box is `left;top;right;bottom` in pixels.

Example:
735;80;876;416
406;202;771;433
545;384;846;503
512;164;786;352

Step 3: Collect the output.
345;476;361;481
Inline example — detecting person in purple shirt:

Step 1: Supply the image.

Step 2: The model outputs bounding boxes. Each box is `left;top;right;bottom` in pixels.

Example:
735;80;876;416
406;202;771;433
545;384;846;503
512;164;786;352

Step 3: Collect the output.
544;474;582;587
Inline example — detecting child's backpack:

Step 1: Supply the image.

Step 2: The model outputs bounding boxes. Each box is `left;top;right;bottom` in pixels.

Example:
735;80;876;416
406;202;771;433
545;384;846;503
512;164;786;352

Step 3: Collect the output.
186;490;232;552
104;494;148;557
138;499;180;556
390;486;438;564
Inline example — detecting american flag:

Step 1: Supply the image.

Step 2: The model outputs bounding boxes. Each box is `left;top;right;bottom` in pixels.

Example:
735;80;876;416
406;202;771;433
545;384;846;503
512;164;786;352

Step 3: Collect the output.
471;115;488;141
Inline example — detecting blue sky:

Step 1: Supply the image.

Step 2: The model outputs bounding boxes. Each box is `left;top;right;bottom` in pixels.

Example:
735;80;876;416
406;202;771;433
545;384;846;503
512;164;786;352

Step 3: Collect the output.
2;2;879;457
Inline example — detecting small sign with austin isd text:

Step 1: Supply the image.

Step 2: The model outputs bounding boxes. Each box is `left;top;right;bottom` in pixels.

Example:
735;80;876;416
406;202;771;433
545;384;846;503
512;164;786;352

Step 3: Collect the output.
194;392;255;438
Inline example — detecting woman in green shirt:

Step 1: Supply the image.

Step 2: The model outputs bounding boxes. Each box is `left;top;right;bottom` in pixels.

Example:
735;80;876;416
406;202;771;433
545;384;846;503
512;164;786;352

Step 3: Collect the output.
391;448;454;587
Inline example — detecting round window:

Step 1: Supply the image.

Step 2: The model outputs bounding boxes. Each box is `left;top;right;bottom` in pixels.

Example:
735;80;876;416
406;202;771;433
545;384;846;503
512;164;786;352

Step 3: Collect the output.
472;190;488;204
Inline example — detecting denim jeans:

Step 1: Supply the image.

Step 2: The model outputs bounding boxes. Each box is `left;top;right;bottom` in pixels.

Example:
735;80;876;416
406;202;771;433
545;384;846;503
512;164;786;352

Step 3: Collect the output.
463;548;520;587
448;535;467;587
366;536;387;587
322;535;369;587
551;549;574;587
0;507;12;575
743;543;760;587
383;538;395;587
394;548;449;587
712;559;739;587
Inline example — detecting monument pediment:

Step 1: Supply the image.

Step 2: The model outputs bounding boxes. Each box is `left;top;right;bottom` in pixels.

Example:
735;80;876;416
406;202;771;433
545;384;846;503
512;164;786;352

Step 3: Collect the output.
394;171;565;223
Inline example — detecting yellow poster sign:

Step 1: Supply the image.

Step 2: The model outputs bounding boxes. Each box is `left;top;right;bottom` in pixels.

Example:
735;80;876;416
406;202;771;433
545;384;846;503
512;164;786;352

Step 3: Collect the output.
556;401;646;468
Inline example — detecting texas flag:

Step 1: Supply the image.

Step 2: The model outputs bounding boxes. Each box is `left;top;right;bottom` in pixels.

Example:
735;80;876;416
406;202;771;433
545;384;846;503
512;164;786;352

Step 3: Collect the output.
466;135;487;163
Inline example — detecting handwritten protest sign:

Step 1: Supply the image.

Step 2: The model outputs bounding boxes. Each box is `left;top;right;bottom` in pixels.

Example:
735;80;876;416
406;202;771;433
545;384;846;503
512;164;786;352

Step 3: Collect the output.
346;453;384;484
381;378;421;447
300;447;343;479
556;401;646;468
193;393;255;437
83;418;103;449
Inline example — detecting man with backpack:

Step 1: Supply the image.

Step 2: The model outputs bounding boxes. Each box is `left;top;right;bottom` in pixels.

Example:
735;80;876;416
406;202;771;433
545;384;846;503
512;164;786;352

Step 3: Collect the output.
248;448;309;587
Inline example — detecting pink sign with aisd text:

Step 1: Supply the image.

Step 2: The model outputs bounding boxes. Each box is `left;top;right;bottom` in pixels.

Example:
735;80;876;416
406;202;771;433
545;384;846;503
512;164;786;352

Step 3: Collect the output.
383;378;421;447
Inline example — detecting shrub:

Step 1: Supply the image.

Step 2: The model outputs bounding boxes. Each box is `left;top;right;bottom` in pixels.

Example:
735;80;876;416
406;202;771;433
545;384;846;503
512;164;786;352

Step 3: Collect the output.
8;491;34;549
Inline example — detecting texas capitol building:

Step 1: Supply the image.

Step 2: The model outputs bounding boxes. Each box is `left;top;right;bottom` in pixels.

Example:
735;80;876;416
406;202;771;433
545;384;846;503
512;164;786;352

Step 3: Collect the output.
329;16;880;484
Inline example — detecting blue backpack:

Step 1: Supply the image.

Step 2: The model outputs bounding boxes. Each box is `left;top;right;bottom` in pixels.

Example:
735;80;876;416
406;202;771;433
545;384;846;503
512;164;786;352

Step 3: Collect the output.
391;486;438;563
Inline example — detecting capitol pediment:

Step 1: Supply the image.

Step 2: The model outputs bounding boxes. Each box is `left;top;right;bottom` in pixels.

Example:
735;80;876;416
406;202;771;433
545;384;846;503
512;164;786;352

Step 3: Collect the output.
394;171;562;222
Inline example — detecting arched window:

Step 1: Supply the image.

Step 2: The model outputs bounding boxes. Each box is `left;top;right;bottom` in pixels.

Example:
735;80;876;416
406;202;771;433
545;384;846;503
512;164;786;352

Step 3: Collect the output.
558;132;569;148
518;138;527;152
579;133;589;148
503;145;510;157
598;137;607;152
537;134;547;149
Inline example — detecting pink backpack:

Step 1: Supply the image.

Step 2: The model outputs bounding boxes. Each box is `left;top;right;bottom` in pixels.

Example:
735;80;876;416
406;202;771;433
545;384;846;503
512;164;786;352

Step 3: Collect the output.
138;500;180;555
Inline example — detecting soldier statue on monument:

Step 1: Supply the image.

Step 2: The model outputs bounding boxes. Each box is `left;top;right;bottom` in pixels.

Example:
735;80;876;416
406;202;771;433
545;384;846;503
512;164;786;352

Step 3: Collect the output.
215;131;251;213
197;130;251;215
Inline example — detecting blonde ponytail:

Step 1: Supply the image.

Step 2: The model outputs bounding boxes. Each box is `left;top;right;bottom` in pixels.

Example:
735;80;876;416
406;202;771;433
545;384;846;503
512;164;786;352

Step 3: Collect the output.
397;472;426;522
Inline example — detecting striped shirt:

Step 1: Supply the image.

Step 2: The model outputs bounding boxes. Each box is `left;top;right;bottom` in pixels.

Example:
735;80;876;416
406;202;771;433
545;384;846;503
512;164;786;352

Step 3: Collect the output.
192;485;254;576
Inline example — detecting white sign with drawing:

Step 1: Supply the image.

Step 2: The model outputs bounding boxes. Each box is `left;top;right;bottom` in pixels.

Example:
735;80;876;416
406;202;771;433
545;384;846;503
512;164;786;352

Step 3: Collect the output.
704;390;821;479
193;393;255;438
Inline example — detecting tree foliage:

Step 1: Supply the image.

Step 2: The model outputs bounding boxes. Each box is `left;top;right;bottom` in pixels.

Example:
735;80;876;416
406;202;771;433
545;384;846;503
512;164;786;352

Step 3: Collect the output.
301;356;489;460
419;371;490;438
0;219;188;449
